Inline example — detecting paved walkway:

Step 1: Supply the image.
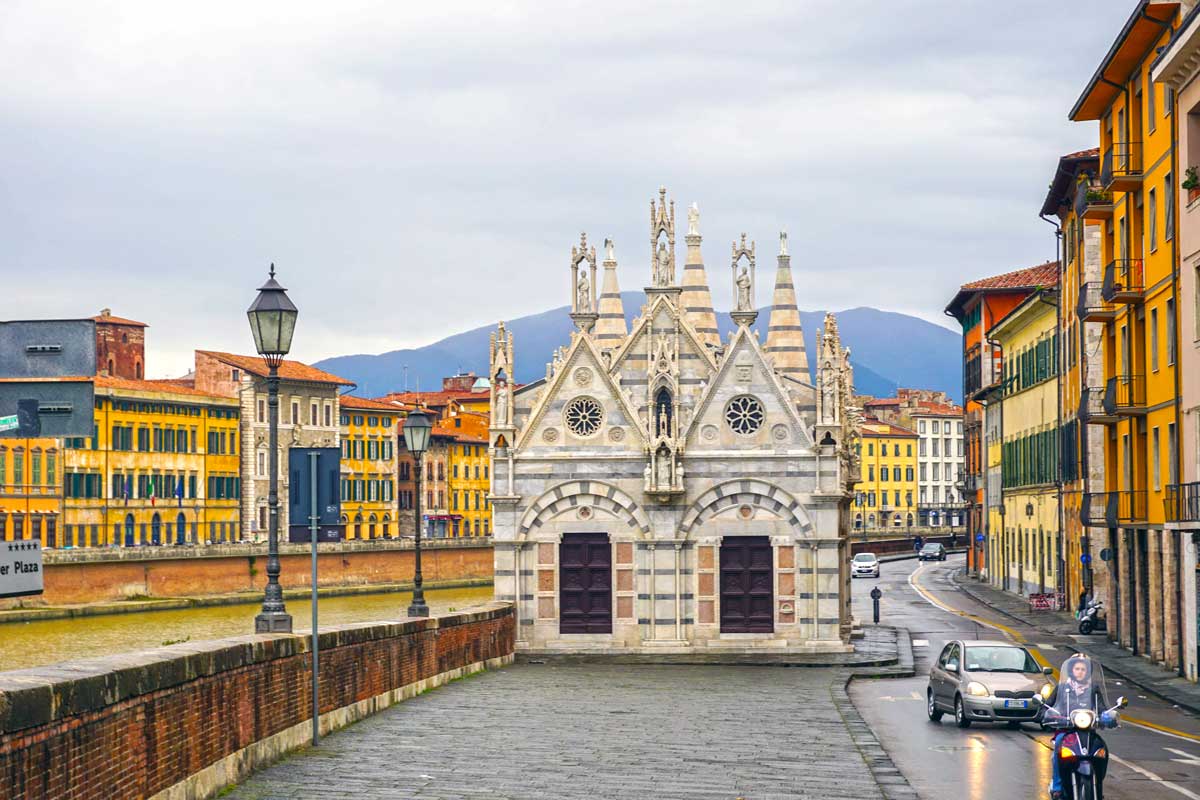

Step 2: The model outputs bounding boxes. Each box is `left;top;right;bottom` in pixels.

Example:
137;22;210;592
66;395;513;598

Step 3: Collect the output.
953;570;1200;715
228;656;914;800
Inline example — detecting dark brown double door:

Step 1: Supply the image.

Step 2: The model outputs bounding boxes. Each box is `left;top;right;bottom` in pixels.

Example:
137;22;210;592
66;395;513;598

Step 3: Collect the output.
559;532;612;634
720;536;774;633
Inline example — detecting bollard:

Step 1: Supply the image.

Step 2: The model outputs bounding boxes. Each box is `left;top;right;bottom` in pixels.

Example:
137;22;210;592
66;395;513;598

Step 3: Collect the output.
870;585;882;624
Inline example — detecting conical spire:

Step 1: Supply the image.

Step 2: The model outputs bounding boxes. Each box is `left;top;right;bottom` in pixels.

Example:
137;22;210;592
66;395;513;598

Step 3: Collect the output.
763;230;810;383
594;238;627;346
679;203;720;347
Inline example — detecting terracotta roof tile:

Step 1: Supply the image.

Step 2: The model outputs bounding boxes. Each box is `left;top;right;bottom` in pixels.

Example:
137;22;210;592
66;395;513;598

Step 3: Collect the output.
91;313;147;327
338;394;404;412
911;401;963;417
95;375;236;402
959;261;1059;292
860;418;918;437
1062;147;1100;160
197;351;354;386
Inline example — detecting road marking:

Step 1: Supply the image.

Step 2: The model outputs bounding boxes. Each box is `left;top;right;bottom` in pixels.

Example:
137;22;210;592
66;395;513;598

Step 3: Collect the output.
1110;754;1200;799
908;564;1200;745
1165;747;1200;766
1036;643;1058;650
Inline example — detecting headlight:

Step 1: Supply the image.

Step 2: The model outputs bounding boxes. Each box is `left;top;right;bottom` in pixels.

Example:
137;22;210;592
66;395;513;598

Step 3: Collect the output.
965;681;989;698
1040;684;1054;700
1070;710;1096;730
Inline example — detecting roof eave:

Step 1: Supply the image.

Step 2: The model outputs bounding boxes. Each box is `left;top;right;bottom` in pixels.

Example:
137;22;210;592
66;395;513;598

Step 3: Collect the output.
1069;1;1179;121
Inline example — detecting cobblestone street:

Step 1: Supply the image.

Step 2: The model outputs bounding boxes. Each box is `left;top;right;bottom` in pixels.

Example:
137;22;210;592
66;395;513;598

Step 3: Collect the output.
227;662;890;800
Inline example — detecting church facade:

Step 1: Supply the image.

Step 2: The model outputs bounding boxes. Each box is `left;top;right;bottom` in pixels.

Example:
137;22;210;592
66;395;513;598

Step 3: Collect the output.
488;189;861;654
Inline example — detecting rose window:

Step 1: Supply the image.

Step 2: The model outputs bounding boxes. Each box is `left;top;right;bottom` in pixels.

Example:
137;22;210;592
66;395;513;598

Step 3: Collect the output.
564;396;604;437
725;395;764;435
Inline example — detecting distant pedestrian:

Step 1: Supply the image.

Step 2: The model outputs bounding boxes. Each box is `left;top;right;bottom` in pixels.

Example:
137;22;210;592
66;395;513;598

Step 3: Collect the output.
950;531;957;548
1076;589;1090;617
913;535;923;553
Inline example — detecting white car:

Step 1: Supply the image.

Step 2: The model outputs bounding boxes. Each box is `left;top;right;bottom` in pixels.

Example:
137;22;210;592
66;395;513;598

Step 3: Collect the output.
852;552;880;578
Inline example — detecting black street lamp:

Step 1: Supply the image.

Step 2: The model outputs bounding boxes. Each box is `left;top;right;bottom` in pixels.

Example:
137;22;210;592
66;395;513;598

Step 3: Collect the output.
402;408;433;617
248;264;298;634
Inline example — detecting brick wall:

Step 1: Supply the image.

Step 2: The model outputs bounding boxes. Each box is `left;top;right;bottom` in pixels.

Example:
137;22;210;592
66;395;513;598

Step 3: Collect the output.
32;540;494;605
0;603;515;800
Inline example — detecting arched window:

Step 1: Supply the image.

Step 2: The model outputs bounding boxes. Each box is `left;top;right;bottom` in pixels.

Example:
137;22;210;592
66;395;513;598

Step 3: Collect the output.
867;513;876;527
655;388;672;437
135;361;143;380
107;358;115;375
354;513;363;539
368;513;377;539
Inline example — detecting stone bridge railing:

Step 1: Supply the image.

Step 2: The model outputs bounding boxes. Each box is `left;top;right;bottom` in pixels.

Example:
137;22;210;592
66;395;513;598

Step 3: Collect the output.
0;603;515;800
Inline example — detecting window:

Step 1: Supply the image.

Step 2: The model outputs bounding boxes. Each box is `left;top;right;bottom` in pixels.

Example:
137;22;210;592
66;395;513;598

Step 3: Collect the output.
943;421;951;434
919;464;927;481
1153;427;1161;491
1151;306;1160;371
292;402;300;425
257;451;265;477
868;465;875;481
1166;172;1174;241
932;463;940;481
325;405;332;427
1169;422;1178;486
867;443;874;456
1149;83;1157;131
919;420;926;434
310;403;318;426
257;399;265;423
905;467;913;481
932;439;939;457
724;395;764;436
1149;188;1158;252
1167;297;1176;366
907;444;912;456
919;439;926;456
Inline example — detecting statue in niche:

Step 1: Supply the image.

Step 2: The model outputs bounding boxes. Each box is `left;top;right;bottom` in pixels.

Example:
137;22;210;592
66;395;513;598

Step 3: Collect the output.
576;269;591;312
655;242;671;286
494;379;509;425
643;463;652;491
735;265;753;311
656;448;672;486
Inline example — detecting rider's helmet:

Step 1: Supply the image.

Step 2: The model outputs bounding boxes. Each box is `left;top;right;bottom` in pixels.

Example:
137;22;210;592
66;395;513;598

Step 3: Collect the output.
1047;654;1109;718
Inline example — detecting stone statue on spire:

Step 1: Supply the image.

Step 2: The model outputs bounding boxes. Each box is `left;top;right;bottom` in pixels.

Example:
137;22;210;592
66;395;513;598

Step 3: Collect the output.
688;203;699;236
779;229;789;257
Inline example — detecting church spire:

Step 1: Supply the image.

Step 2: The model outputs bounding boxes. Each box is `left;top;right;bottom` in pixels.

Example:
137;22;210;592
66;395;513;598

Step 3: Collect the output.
763;230;810;383
594;238;627;346
679;203;720;347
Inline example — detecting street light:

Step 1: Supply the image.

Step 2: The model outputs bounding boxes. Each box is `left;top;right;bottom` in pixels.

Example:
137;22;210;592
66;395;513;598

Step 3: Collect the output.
402;408;432;617
248;263;298;634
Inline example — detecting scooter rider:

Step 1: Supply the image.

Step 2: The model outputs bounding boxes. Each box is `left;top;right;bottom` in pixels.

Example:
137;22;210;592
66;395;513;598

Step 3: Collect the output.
1039;654;1120;799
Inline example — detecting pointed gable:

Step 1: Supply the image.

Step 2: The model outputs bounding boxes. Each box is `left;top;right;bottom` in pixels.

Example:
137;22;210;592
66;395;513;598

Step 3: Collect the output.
515;334;647;454
684;327;813;450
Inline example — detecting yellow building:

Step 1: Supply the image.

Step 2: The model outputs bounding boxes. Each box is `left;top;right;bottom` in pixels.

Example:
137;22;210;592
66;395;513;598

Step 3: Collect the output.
1070;2;1183;663
60;375;242;547
448;425;490;537
0;436;61;545
853;420;919;531
338;395;400;540
989;287;1061;597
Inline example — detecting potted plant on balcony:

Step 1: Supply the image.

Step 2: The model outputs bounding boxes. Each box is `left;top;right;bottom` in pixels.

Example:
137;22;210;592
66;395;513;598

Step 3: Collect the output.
1085;188;1109;204
1184;166;1200;204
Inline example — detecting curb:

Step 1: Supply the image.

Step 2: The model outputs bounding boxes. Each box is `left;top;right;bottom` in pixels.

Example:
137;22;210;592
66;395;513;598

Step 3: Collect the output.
950;569;1200;717
834;626;919;800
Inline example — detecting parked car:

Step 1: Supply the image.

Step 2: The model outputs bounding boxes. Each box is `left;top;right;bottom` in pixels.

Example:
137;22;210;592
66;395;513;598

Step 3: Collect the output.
851;552;880;578
926;639;1054;728
918;542;947;561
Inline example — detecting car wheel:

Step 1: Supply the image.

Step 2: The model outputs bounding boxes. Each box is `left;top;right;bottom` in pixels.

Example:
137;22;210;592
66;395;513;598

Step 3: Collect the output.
954;695;971;728
927;690;943;722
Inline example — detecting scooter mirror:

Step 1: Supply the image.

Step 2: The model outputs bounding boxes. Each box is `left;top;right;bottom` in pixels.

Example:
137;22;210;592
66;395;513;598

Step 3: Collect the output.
1117;696;1128;709
1042;667;1054;676
1031;695;1043;706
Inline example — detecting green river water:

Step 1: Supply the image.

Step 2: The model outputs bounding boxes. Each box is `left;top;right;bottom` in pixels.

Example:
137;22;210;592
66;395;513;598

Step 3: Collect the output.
0;584;495;673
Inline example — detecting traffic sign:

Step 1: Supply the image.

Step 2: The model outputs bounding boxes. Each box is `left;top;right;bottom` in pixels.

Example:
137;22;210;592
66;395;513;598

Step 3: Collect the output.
0;540;43;599
976;533;985;542
1081;553;1092;564
0;414;16;432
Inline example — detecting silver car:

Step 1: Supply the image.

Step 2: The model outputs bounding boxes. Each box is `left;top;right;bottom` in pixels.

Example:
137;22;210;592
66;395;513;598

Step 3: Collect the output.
851;552;880;578
926;639;1054;728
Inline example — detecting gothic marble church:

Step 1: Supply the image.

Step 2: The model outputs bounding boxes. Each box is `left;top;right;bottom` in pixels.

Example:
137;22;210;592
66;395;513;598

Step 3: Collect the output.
488;188;862;654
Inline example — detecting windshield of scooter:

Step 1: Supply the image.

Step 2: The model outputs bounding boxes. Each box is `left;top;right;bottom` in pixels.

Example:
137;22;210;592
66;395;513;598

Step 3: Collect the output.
1049;655;1109;718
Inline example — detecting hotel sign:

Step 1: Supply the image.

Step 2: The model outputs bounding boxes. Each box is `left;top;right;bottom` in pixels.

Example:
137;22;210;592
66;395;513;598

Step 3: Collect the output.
0;540;43;599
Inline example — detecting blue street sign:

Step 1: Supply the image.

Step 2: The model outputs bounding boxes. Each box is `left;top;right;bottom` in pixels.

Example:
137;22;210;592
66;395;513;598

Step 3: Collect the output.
1081;553;1092;564
975;533;985;542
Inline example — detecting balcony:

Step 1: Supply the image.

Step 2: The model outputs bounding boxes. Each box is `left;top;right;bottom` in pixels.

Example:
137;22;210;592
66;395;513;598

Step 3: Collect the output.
1165;483;1200;523
1082;490;1148;527
1103;374;1146;416
1100;142;1143;191
1101;259;1144;304
1076;281;1116;322
1079;386;1117;425
1074;186;1114;221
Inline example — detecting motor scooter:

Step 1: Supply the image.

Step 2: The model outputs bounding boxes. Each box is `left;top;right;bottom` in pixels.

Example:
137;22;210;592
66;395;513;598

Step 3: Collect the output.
1078;600;1107;635
1035;688;1127;800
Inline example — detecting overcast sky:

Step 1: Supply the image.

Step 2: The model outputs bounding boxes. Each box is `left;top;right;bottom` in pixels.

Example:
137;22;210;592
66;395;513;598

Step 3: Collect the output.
2;1;1135;377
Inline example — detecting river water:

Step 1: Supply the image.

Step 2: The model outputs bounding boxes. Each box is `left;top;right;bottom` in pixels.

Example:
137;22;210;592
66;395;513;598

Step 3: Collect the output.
0;584;495;673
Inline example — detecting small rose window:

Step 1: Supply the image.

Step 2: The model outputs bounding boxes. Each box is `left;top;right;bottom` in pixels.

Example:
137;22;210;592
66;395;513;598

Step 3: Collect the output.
725;395;764;435
565;396;604;437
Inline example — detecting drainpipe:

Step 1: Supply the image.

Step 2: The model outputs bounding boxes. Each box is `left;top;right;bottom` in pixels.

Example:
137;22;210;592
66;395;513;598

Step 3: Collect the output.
986;337;1006;590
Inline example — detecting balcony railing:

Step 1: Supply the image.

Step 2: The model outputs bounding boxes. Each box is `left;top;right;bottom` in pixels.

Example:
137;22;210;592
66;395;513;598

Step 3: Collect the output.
1074;185;1114;220
1103;374;1146;416
1100;142;1143;190
1101;258;1145;303
1165;482;1200;523
1082;490;1148;527
1077;281;1116;322
1079;386;1117;425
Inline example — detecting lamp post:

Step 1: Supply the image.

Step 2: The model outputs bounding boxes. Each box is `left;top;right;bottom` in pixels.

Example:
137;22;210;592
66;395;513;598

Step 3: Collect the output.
248;264;298;634
402;408;432;617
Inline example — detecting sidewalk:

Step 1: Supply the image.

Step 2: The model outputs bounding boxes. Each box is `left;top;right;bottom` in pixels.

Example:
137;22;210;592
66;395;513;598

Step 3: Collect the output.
952;568;1200;716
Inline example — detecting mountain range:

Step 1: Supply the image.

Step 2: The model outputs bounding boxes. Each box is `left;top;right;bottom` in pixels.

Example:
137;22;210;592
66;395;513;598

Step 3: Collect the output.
316;292;961;403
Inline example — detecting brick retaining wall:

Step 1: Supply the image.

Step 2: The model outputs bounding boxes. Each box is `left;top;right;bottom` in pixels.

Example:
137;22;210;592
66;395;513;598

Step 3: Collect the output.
0;603;515;800
21;540;494;606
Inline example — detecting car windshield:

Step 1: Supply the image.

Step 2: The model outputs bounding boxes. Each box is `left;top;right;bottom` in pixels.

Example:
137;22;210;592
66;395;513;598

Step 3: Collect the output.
853;554;875;562
921;544;940;552
963;646;1039;673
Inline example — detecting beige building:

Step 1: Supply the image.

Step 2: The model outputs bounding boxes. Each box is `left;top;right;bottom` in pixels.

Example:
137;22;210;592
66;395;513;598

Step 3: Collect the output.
192;351;352;539
1154;16;1200;682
